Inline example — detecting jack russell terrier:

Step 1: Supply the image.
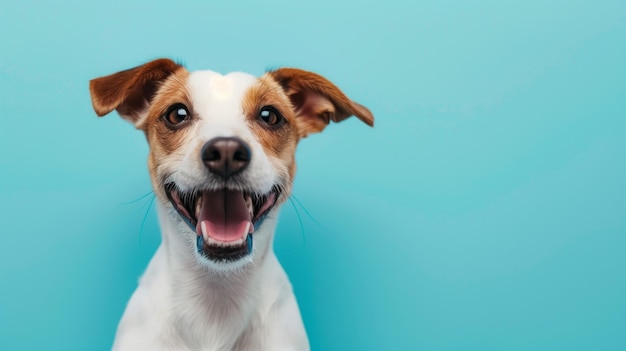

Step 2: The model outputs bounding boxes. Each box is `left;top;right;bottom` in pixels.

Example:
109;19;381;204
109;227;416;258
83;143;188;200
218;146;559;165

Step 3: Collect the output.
89;58;374;351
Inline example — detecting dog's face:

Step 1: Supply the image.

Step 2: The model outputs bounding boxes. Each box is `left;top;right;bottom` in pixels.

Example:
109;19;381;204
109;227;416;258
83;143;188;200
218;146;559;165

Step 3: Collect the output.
89;59;373;271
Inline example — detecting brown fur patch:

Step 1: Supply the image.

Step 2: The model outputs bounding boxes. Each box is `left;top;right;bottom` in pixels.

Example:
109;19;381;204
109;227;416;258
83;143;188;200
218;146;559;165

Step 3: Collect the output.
142;68;195;189
267;68;374;138
242;76;299;181
144;69;193;150
89;59;183;123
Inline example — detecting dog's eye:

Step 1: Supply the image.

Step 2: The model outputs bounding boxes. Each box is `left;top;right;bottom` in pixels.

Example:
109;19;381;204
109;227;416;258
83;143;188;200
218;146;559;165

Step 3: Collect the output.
258;106;285;128
164;104;191;127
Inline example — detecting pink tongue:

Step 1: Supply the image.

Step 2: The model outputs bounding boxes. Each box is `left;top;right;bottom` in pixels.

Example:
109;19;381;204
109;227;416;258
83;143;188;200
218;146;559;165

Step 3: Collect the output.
195;190;252;242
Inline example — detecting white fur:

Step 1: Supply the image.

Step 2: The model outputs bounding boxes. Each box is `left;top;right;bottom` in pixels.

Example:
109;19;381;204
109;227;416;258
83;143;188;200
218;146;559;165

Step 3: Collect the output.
112;70;309;350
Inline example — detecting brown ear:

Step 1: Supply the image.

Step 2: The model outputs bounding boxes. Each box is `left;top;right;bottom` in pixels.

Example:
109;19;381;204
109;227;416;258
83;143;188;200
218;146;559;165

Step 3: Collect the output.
89;58;183;128
268;68;374;138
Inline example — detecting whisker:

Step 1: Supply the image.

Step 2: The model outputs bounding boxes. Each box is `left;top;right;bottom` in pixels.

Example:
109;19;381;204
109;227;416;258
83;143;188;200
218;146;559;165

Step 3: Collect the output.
291;194;325;230
287;196;306;249
119;190;155;205
138;193;157;246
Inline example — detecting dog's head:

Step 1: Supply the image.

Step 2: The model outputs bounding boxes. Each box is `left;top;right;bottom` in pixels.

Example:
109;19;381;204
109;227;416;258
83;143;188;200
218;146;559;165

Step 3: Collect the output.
89;58;373;270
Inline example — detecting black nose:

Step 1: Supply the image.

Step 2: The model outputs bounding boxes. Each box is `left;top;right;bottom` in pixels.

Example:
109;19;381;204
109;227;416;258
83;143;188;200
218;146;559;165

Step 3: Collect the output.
201;137;251;179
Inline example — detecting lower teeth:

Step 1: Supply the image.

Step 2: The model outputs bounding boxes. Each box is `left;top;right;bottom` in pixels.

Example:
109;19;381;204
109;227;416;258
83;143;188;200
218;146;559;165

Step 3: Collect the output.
195;196;203;220
206;235;246;247
245;195;253;218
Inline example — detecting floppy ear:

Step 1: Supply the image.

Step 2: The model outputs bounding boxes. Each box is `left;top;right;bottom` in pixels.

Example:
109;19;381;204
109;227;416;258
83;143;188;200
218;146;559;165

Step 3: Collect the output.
89;58;183;128
268;68;374;138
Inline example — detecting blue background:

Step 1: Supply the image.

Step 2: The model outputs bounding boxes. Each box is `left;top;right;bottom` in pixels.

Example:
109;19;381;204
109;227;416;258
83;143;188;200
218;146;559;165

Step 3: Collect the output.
1;1;625;350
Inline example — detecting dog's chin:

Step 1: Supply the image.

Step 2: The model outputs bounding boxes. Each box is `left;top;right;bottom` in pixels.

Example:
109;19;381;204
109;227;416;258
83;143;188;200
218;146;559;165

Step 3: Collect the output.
164;183;281;266
167;216;254;272
195;239;256;272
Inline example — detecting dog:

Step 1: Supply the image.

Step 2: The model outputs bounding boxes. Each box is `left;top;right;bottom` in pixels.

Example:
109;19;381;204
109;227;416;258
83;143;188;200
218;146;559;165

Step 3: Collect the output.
89;58;374;351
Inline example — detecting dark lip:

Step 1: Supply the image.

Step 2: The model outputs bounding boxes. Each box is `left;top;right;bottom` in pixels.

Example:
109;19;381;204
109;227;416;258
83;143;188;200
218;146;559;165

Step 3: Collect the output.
195;235;253;262
164;183;281;262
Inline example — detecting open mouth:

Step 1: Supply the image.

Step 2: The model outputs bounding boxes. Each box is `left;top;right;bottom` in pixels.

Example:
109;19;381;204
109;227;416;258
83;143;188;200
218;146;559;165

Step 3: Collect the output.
165;183;280;262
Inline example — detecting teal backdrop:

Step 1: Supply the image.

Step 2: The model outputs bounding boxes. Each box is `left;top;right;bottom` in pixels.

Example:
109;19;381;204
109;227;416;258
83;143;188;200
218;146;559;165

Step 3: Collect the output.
1;1;625;350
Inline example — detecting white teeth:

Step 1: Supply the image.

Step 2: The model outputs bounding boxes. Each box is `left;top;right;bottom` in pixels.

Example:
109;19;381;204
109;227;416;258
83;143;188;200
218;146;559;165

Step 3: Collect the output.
245;195;253;217
201;221;209;237
206;235;219;246
206;235;245;247
195;196;203;219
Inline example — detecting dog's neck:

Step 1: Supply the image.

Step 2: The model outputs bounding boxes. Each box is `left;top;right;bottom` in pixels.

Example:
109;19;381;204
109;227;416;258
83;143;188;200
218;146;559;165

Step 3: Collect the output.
149;203;281;346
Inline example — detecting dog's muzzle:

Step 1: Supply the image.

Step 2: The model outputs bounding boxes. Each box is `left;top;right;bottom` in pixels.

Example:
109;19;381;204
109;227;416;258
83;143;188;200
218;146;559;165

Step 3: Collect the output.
165;137;280;262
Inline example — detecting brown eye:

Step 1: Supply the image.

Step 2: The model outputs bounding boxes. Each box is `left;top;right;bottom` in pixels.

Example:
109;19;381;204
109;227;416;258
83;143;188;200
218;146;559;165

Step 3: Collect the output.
164;104;191;127
259;106;284;127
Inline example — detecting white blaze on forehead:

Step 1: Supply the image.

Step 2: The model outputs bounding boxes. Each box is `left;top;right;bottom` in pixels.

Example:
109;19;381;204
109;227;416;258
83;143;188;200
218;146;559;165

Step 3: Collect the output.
210;75;234;99
187;71;258;133
188;70;257;107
